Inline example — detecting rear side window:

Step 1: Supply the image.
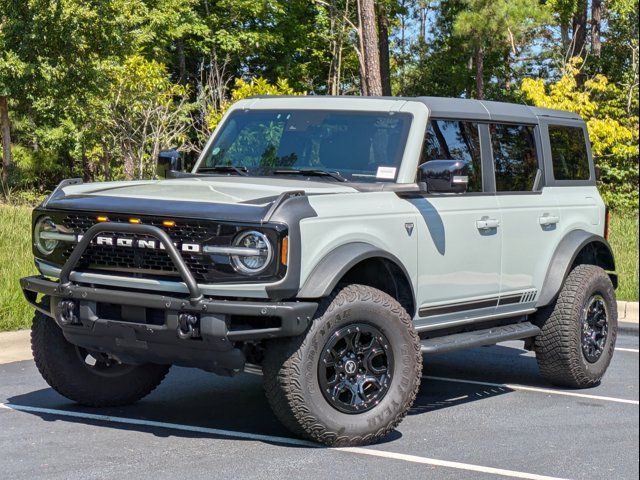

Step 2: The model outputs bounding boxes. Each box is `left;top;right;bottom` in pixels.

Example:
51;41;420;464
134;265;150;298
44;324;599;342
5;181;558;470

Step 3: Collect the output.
548;125;590;180
421;120;482;192
490;124;539;192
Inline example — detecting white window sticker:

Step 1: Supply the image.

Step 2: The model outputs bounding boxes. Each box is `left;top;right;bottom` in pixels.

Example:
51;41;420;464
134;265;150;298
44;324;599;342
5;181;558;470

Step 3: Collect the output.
376;166;397;179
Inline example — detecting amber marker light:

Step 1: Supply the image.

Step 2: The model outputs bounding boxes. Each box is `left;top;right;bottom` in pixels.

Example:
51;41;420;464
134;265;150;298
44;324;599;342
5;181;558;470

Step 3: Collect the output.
162;220;176;228
96;215;109;222
129;218;142;224
281;236;289;266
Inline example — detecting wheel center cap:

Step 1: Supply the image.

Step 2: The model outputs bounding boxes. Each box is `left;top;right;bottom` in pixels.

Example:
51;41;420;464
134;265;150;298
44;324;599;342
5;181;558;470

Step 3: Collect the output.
344;360;357;375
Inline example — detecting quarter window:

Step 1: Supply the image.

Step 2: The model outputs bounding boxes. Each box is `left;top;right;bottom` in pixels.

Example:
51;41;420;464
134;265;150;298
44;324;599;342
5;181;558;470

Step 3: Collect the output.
548;125;591;180
421;120;482;192
490;124;539;192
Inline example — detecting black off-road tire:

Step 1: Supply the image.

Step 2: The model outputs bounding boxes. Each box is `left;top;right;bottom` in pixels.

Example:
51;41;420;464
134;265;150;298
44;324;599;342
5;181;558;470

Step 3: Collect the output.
534;264;617;388
262;284;422;446
32;311;170;407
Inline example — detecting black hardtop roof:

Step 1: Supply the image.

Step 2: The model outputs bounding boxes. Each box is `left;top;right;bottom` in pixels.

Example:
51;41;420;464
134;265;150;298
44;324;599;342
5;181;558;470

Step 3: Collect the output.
414;96;582;123
249;95;583;124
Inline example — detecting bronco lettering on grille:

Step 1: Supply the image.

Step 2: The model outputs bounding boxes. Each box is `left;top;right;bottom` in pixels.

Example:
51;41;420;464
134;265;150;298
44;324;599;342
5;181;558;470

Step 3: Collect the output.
77;234;201;253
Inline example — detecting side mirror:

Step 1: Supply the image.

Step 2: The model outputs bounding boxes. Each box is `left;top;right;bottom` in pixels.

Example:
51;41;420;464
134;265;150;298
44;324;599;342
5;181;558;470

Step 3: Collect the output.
157;149;183;179
417;160;469;193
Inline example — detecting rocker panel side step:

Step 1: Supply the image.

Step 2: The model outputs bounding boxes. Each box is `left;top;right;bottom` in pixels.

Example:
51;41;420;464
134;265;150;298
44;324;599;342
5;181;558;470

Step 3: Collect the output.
420;321;541;354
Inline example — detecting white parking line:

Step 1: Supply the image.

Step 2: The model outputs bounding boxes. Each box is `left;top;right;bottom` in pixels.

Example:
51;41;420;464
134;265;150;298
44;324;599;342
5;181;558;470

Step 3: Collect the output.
0;402;568;480
423;375;639;405
616;347;639;353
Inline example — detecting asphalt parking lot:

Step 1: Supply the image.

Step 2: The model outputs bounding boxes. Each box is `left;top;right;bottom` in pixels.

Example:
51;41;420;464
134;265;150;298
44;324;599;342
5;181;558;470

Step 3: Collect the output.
1;324;637;480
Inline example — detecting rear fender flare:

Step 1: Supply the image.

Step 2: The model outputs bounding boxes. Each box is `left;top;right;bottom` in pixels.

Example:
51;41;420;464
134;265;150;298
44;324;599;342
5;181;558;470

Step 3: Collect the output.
536;230;616;307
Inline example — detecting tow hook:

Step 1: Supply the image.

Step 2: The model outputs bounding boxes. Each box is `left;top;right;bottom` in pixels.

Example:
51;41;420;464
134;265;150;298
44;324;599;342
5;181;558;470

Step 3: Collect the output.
59;300;80;325
177;313;201;340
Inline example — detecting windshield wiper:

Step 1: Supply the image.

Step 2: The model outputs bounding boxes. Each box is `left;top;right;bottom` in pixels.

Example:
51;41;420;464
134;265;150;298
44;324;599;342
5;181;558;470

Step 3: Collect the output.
272;168;348;182
198;165;249;176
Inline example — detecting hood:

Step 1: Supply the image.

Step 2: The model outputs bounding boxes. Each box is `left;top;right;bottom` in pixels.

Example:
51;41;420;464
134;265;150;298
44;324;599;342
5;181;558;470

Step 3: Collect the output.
42;176;358;223
57;176;357;204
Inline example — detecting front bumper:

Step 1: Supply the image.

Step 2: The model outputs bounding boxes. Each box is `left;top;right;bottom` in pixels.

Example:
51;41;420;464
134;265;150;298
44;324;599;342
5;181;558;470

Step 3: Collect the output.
21;222;316;374
21;275;317;373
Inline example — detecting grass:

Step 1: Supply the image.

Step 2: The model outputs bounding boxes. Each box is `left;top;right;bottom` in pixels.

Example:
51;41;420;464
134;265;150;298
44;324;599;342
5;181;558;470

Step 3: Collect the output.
0;205;36;331
608;213;639;302
0;205;637;332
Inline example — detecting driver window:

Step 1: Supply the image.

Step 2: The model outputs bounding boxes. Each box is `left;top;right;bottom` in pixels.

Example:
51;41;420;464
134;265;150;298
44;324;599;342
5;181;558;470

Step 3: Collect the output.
420;120;482;192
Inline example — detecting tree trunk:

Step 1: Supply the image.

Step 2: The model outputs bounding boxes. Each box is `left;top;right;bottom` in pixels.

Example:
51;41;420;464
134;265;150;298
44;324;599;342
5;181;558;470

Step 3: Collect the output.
560;22;570;54
591;0;602;58
103;149;111;181
571;0;588;58
0;95;12;186
177;39;187;84
475;45;485;100
376;3;392;96
358;0;382;96
81;146;91;182
419;3;426;43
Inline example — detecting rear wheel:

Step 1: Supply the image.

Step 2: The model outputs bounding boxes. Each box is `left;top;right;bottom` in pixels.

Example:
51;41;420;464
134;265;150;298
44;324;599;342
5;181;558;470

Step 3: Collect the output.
263;284;422;446
534;264;617;388
32;310;170;407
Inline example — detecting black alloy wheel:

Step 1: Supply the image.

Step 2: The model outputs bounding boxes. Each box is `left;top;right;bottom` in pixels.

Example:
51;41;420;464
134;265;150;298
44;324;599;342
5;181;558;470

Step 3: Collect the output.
318;323;394;414
581;294;609;363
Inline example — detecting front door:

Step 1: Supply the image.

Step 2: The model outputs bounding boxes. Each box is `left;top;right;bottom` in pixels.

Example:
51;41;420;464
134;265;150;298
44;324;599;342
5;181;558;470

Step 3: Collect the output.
410;119;502;330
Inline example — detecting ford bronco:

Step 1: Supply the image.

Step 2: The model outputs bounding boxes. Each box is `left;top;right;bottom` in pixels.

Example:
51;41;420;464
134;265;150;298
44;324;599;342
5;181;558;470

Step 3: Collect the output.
21;96;617;446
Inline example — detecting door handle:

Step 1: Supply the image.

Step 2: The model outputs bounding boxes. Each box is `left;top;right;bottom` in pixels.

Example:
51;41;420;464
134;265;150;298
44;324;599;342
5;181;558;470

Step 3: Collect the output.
476;218;500;230
539;215;560;226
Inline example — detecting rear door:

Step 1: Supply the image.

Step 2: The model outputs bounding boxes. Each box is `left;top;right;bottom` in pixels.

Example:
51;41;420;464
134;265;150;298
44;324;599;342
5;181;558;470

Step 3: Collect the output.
490;122;562;312
410;119;503;330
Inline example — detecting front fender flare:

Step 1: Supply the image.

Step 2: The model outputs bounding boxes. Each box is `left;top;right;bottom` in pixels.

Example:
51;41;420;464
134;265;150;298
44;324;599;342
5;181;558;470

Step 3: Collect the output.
297;242;412;300
536;230;616;308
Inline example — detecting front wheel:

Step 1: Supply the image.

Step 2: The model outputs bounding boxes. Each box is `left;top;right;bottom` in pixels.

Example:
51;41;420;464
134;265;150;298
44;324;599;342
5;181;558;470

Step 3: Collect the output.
32;311;170;407
263;285;422;446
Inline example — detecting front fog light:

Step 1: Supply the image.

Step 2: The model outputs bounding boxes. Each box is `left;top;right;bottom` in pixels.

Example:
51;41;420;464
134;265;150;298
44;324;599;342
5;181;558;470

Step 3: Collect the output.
231;230;273;275
34;216;59;255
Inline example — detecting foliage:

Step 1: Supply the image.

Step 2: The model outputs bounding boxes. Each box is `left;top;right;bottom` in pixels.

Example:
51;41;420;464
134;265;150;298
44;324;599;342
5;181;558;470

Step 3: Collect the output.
521;59;639;210
206;77;304;129
99;55;194;179
0;0;637;211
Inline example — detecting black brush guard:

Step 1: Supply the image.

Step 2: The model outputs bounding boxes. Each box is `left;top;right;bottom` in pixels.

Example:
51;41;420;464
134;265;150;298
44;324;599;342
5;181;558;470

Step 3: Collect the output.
20;222;317;374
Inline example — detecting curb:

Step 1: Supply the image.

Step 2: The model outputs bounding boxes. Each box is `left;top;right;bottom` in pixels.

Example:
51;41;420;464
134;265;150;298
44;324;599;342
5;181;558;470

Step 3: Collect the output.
617;301;639;324
0;329;32;364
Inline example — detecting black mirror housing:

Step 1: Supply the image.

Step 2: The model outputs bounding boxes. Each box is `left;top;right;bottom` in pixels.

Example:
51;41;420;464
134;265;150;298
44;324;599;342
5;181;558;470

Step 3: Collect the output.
157;149;183;179
417;160;469;194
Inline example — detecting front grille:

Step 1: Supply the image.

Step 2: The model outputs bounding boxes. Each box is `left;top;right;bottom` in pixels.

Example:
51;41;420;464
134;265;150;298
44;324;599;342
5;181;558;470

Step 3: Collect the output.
53;212;283;283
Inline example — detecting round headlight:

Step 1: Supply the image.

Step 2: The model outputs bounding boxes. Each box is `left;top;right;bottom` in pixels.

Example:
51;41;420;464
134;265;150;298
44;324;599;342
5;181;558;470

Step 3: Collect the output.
231;230;273;275
34;216;59;255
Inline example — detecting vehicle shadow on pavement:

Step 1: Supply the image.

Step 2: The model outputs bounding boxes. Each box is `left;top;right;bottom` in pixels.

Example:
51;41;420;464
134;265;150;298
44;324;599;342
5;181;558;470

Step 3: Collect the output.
5;344;540;446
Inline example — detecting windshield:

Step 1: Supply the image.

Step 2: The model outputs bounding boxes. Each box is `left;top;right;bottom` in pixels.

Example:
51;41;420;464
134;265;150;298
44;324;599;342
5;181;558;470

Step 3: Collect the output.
197;110;412;182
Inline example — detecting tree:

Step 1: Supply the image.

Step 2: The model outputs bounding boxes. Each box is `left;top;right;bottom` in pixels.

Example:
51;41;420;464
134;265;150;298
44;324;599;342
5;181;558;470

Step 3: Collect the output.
591;0;603;57
522;59;639;210
376;2;392;95
207;77;304;130
453;0;549;99
358;0;383;95
102;55;193;180
0;96;10;186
